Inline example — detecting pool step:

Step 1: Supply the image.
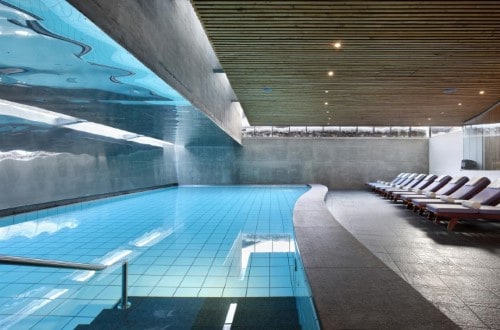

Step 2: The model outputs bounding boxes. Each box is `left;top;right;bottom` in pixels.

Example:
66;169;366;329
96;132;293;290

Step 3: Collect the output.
76;296;301;329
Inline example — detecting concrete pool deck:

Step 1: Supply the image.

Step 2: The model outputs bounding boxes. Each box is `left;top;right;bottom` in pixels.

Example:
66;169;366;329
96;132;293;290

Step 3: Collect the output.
293;184;458;329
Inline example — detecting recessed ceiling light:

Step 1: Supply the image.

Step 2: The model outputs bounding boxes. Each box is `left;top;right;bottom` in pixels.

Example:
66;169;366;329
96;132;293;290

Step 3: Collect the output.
427;117;432;121
440;111;445;115
326;111;330;113
333;42;342;49
328;117;331;120
458;102;462;106
324;102;328;105
479;90;485;95
328;71;334;77
325;90;329;93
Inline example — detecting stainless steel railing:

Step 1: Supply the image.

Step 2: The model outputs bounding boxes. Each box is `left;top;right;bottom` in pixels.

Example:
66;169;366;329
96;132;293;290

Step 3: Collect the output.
0;254;130;309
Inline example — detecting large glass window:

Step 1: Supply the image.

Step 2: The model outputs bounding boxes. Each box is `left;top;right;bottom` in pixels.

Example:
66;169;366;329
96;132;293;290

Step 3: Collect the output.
242;125;453;139
463;103;500;170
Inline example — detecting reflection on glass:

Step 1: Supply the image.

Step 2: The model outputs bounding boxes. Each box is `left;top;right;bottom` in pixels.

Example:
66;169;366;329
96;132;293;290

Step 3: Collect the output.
463;103;500;170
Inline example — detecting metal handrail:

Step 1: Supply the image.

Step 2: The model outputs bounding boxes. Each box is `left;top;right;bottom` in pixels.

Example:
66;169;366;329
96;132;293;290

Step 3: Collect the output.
0;254;106;270
0;254;130;309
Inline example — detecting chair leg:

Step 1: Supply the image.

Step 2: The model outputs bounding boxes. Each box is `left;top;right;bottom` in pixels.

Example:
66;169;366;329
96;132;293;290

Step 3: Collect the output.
447;218;458;231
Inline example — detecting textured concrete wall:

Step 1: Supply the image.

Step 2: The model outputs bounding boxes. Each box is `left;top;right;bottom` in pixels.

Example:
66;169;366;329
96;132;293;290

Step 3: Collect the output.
68;0;242;143
177;138;429;189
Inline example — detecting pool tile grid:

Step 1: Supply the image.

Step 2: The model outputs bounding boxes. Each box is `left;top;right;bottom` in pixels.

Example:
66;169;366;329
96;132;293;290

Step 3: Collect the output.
0;186;310;329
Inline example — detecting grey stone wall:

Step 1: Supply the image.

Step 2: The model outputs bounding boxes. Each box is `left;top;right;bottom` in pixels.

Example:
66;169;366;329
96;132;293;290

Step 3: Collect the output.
177;138;429;189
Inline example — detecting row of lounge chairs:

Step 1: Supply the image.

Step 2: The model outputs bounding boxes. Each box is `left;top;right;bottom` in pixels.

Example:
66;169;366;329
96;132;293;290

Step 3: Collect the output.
367;173;500;231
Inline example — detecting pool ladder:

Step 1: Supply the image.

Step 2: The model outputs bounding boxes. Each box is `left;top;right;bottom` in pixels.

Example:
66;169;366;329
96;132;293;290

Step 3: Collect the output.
0;254;131;309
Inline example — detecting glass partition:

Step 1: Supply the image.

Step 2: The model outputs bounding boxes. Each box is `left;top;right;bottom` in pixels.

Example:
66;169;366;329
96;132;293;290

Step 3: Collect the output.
254;126;273;137
323;126;340;137
463;103;500;170
307;126;324;137
357;126;374;137
374;126;390;137
430;126;460;137
410;126;430;138
339;126;357;137
389;126;409;137
273;126;291;137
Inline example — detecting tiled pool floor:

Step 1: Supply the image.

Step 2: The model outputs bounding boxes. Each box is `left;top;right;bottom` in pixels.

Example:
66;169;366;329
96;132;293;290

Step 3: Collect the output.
75;296;301;329
0;185;310;329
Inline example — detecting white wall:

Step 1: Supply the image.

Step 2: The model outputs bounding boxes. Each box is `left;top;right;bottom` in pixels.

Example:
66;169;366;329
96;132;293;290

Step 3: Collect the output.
429;130;500;180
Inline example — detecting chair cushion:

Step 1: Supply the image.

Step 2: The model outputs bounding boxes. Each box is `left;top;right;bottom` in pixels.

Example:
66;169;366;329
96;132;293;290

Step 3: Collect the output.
466;177;482;186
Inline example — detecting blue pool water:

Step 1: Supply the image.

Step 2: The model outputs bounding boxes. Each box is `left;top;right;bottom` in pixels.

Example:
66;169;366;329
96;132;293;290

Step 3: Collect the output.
0;185;318;329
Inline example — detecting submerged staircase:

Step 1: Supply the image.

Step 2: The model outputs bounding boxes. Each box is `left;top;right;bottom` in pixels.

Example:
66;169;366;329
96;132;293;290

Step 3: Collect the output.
76;296;301;329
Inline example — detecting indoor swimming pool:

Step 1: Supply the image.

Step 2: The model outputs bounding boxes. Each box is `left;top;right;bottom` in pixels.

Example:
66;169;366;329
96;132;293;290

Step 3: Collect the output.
0;185;319;329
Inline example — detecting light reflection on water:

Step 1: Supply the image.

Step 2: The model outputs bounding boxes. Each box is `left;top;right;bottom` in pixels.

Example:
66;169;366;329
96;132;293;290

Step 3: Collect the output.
0;1;239;146
0;186;313;329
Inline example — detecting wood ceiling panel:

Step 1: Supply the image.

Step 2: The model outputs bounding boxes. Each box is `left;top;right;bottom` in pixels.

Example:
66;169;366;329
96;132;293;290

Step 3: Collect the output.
192;0;500;126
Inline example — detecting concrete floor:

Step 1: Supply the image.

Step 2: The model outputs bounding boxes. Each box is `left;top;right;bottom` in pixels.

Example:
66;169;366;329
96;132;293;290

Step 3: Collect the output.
326;190;500;329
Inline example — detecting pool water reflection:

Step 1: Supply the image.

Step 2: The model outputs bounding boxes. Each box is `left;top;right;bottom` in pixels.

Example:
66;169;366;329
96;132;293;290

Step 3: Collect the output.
0;186;318;329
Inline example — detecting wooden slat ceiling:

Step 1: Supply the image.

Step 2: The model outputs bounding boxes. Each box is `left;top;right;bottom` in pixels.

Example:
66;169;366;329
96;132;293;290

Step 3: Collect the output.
192;0;500;126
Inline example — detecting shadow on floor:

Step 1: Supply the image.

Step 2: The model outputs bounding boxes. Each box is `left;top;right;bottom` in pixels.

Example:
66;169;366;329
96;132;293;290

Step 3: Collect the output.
76;296;301;330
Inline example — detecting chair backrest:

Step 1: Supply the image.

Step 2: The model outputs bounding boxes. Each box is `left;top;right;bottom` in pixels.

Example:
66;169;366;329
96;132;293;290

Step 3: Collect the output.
413;174;437;190
406;174;427;188
422;175;451;192
389;173;408;185
450;177;491;199
396;173;418;186
390;173;407;184
469;179;500;205
435;176;469;195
